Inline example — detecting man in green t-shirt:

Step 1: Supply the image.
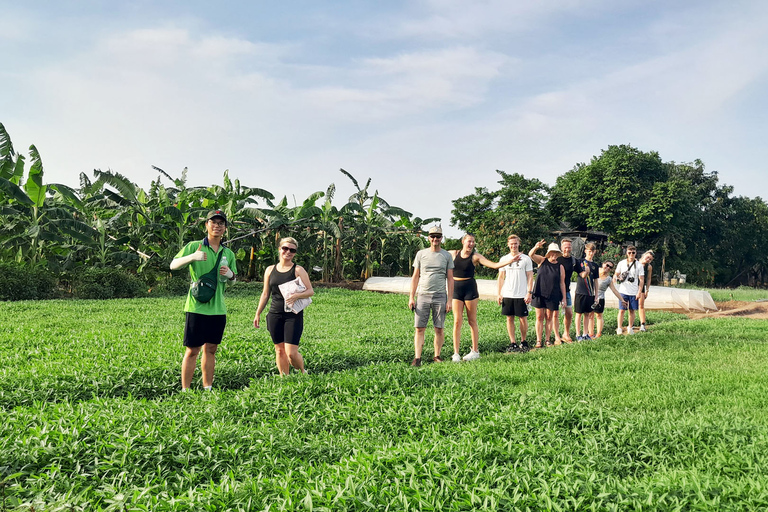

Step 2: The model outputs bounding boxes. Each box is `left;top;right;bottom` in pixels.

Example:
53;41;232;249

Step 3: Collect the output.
170;210;237;391
408;226;454;366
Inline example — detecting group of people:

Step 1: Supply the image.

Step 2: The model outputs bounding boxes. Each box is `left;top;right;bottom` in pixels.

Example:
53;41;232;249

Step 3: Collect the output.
171;212;655;389
408;227;655;366
172;210;314;391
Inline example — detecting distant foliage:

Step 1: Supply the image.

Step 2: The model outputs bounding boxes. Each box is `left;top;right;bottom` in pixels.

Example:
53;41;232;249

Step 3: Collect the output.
74;268;147;299
0;262;58;301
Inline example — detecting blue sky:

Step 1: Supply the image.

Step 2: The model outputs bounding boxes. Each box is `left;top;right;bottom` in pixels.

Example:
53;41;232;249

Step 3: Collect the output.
2;0;767;237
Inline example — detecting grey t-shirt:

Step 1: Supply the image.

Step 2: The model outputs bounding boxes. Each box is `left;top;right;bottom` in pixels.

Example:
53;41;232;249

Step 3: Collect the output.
414;248;454;294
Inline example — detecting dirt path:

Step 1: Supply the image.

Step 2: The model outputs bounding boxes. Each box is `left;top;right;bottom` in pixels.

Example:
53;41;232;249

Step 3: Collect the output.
686;300;768;320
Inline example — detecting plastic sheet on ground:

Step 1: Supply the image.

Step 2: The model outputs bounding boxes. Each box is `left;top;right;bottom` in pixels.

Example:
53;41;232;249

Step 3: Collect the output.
362;277;717;312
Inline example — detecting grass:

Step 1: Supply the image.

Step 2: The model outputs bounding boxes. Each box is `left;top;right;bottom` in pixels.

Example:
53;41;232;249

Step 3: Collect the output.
2;287;768;510
702;286;768;303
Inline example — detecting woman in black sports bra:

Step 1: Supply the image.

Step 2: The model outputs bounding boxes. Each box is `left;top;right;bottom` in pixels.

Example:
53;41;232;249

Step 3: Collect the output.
447;233;507;362
254;237;314;375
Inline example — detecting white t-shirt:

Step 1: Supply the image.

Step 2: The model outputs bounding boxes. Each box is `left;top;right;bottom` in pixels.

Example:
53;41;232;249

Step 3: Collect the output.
498;253;533;298
615;259;644;296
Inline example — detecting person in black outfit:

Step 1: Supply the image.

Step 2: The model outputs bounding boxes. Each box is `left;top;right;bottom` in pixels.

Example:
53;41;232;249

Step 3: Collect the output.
528;241;567;347
254;237;314;375
447;233;507;362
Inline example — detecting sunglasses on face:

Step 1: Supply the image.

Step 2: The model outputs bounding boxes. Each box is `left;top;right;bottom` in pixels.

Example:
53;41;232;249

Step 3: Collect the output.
280;246;297;253
429;235;442;239
605;264;614;269
627;251;636;254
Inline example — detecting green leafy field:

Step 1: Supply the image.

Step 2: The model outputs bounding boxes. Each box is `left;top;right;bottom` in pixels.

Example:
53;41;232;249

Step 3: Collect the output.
3;288;768;511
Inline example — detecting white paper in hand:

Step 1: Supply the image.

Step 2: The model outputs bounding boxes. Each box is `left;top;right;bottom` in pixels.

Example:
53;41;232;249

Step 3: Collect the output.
278;277;312;313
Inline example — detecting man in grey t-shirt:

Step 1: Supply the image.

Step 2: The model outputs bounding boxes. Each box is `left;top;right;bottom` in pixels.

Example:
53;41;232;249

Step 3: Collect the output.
408;226;454;366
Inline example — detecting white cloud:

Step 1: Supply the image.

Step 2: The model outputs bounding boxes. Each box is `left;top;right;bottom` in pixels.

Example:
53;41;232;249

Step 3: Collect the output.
394;0;605;39
301;47;510;120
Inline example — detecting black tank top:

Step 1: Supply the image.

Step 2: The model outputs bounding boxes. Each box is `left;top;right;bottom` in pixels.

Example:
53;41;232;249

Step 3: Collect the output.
558;255;576;282
268;264;297;313
533;260;563;302
453;251;475;279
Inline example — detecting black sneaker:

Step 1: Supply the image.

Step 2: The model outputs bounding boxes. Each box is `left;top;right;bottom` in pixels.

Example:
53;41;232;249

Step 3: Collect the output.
411;358;421;367
505;343;519;353
520;341;530;352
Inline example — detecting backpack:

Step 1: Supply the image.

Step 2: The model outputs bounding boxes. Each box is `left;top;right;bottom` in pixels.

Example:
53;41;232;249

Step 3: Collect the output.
190;247;225;303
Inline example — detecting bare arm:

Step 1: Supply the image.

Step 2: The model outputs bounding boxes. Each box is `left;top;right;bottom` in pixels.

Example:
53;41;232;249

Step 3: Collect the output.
636;275;645;300
253;266;274;328
285;265;315;308
446;269;454;313
170;243;206;270
408;267;420;311
475;252;511;270
525;270;534;304
497;269;505;304
608;280;628;308
529;239;546;265
559;265;567;306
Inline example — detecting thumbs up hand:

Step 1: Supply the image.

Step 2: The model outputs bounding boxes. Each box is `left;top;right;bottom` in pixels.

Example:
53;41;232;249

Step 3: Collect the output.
192;244;207;261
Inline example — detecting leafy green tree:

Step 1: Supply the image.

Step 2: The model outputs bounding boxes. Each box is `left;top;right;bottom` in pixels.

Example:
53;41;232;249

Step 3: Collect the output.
549;144;666;241
452;170;556;265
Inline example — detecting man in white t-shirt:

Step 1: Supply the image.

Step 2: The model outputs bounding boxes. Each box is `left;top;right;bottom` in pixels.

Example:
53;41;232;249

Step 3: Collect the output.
613;245;645;335
497;235;534;352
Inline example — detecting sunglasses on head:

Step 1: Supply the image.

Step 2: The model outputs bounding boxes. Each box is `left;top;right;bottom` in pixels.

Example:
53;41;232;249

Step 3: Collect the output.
280;246;297;253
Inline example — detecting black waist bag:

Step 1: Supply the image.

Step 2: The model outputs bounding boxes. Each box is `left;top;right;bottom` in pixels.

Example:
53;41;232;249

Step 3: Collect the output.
190;249;224;303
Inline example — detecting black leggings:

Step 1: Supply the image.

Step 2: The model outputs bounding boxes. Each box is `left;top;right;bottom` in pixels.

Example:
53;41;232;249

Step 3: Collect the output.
267;310;304;345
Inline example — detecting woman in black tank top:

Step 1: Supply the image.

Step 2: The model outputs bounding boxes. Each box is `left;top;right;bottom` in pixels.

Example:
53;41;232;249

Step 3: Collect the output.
638;250;654;332
447;233;507;362
254;237;315;375
528;240;567;348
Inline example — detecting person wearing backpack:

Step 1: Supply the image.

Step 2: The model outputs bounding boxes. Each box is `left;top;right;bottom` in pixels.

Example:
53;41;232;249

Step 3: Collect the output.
171;210;237;391
613;245;645;335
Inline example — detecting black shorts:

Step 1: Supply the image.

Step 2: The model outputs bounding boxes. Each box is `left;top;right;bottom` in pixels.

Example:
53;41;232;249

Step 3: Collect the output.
453;279;479;302
183;312;226;348
267;310;304;345
573;293;596;314
593;298;606;314
531;296;560;311
501;298;528;317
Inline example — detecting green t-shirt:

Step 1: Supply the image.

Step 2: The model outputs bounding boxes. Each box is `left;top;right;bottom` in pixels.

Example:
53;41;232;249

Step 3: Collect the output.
175;239;237;315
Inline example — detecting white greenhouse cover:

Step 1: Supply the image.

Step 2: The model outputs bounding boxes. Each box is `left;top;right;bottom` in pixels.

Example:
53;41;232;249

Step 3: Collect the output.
362;277;717;312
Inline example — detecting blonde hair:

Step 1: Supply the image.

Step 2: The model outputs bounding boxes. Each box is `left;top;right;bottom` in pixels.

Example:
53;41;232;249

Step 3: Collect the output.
585;242;597;251
278;237;298;249
507;234;521;242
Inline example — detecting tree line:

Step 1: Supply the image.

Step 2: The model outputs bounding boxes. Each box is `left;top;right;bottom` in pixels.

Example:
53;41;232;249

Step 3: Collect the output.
0;123;437;288
2;123;766;289
451;145;768;287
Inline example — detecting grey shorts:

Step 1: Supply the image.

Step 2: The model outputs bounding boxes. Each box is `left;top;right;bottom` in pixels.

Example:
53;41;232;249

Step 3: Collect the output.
414;293;447;329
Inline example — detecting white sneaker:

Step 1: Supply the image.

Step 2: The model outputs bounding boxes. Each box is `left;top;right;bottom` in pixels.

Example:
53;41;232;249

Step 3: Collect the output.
639;324;647;332
627;327;635;335
616;327;623;335
452;353;461;363
463;350;481;361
